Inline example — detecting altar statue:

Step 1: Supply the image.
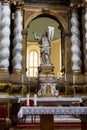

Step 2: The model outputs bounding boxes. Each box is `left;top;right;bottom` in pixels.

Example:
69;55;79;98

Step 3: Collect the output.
33;27;55;65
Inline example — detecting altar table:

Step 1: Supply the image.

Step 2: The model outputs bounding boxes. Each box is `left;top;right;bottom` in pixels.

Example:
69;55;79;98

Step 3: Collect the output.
17;106;87;130
18;97;82;106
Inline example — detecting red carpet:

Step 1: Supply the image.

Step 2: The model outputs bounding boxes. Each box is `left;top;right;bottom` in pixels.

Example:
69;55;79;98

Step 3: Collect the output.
17;122;81;127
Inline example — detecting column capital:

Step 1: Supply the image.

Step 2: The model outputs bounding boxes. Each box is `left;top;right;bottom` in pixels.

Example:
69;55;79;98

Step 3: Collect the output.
22;29;27;35
69;2;80;12
82;1;87;9
16;0;24;9
2;0;10;4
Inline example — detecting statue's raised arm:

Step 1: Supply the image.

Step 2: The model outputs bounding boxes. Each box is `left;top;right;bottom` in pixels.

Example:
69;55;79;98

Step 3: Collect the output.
33;32;40;41
48;26;55;41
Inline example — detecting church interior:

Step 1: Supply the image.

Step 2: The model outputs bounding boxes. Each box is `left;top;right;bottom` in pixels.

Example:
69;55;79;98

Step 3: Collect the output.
0;0;87;130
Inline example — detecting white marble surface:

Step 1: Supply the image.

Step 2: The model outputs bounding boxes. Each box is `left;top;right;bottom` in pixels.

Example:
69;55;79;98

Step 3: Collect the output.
12;9;23;71
18;97;82;103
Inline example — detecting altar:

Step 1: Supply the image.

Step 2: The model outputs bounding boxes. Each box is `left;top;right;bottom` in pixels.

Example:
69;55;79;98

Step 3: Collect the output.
16;26;87;130
17;106;87;130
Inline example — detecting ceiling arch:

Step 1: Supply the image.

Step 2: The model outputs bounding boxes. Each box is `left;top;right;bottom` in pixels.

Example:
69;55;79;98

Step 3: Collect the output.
24;9;68;32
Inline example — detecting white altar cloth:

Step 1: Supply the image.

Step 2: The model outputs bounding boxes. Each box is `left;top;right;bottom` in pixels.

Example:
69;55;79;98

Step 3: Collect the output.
17;106;87;119
18;97;82;103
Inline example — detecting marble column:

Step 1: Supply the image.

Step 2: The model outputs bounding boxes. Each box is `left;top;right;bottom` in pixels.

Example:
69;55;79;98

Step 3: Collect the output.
0;2;2;42
12;4;23;72
71;8;82;73
0;0;10;71
84;3;87;73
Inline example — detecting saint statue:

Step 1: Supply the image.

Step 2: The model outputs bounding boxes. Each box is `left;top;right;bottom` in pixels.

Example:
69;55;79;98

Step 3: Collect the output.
33;26;55;65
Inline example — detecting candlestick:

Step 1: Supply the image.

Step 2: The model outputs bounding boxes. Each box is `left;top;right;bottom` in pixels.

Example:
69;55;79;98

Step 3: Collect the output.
34;94;37;106
73;75;75;84
26;94;29;106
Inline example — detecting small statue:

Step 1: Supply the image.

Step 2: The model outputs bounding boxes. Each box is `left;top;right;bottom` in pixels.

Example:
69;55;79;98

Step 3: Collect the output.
33;28;54;65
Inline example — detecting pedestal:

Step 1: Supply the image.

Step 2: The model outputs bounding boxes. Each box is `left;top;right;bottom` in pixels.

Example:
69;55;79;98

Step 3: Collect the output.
40;114;54;130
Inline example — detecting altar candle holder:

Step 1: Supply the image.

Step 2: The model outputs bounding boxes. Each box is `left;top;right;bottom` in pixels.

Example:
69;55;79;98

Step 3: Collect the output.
64;73;67;82
26;94;29;106
73;75;75;84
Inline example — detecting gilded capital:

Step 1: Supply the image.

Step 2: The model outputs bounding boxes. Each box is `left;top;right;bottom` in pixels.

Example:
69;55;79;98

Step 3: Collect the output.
2;0;10;4
82;1;87;8
16;0;24;9
69;3;80;13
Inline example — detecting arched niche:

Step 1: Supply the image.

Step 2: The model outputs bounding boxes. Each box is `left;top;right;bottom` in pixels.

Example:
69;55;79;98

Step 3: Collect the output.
27;17;61;77
23;9;70;78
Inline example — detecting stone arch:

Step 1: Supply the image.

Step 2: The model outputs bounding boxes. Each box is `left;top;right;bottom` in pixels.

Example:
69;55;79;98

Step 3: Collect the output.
24;9;69;34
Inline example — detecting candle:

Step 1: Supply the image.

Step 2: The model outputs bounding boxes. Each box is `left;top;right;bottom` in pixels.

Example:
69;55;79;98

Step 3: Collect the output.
34;94;37;106
64;73;67;81
26;94;29;106
73;75;75;84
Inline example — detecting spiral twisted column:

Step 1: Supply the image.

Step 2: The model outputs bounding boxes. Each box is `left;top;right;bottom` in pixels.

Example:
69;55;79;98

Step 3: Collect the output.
12;6;23;72
71;9;82;73
0;1;10;71
84;5;87;61
0;2;2;42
